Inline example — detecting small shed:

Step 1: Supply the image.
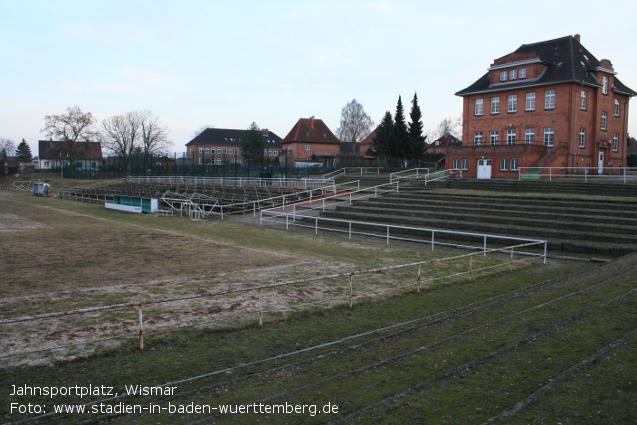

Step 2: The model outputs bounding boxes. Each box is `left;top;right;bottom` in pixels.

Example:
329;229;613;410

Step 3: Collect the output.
33;182;51;196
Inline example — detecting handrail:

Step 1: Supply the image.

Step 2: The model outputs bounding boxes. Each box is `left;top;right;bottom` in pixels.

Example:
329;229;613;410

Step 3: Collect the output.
519;166;635;183
424;169;462;186
390;168;430;183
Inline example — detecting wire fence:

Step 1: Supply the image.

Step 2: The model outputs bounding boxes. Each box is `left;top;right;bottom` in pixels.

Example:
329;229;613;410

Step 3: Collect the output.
0;243;546;363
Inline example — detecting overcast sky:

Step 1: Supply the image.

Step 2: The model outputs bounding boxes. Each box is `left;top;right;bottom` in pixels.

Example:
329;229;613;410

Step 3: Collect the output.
2;0;636;156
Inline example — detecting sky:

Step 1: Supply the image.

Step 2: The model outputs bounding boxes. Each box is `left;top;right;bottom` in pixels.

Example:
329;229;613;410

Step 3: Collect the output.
2;0;637;156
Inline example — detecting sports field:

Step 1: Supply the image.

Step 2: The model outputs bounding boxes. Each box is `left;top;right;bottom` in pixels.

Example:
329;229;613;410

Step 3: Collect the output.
1;185;635;424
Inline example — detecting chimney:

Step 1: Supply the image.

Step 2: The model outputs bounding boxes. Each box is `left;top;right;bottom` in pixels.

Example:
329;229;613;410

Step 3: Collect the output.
574;34;580;43
261;128;269;136
309;116;315;128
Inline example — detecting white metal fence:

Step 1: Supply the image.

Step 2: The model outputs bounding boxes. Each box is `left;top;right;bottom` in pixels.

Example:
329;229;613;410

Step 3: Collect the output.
518;166;637;183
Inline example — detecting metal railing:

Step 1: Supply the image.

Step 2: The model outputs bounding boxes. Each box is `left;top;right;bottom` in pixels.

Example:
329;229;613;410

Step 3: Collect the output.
322;167;382;179
519;167;637;183
424;169;462;185
390;168;430;182
129;175;336;190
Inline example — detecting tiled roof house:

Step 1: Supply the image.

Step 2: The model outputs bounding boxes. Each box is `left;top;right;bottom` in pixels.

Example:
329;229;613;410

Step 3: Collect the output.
281;117;340;168
452;34;636;178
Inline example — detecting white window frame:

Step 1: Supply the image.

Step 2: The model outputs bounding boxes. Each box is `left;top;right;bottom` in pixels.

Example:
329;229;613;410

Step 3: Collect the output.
461;159;468;170
614;99;620;117
475;98;484;116
474;132;483;146
601;112;607;131
613;134;619;152
452;159;459;169
198;147;203;153
602;76;609;95
217;148;221;154
500;71;507;82
507;95;517;113
509;69;516;80
525;92;536;111
519;68;527;79
500;158;508;171
524;128;535;144
579;128;586;148
490;130;499;145
506;129;516;145
545;89;555;109
510;158;519;171
305;144;311;151
491;97;500;114
581;90;587;110
543;127;554;147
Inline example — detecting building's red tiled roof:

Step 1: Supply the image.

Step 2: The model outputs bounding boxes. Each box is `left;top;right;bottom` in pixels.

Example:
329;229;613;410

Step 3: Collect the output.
282;117;340;144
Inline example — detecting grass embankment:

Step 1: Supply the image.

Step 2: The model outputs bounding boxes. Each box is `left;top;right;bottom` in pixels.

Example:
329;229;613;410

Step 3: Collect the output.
1;189;635;424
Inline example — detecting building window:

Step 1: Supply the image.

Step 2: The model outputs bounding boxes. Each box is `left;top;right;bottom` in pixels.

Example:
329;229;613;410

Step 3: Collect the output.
500;158;508;170
602;76;609;94
474;132;483;146
519;68;527;79
509;69;516;80
198;157;203;165
579;128;586;148
475;98;484;116
615;99;620;117
198;147;203;153
511;158;519;171
581;90;587;110
507;95;517;113
224;148;227;154
205;147;210;154
216;158;221;165
273;150;278;156
545;89;555;109
490;130;499;145
506;129;516;145
491;97;500;114
500;71;507;82
613;134;619;152
543;127;554;147
601;112;607;131
525;92;536;111
452;159;459;169
524;128;535;144
217;148;221;154
461;159;468;170
305;144;311;151
585;164;590;174
268;150;272;156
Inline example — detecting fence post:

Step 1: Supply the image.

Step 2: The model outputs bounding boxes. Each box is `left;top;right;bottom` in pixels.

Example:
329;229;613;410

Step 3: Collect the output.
349;222;352;239
483;236;487;256
349;274;353;309
431;231;435;251
386;226;390;245
544;242;547;265
138;303;144;352
510;249;514;271
417;264;422;293
259;288;263;327
469;256;473;281
315;217;318;234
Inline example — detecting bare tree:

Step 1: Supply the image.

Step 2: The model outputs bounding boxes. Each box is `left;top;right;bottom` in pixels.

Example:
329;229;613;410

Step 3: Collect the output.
41;106;99;160
0;138;16;159
139;111;171;155
100;112;143;173
336;99;374;146
427;115;462;142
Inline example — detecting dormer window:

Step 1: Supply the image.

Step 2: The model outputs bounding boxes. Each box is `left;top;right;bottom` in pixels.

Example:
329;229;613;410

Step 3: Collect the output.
500;71;507;82
519;68;527;78
509;69;516;80
305;132;310;138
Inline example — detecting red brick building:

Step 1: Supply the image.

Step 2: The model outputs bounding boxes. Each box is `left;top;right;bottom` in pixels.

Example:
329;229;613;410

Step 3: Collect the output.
186;128;282;166
452;34;635;178
281;116;340;168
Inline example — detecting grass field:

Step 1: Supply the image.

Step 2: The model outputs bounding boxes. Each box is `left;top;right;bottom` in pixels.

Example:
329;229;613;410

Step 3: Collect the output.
1;186;636;424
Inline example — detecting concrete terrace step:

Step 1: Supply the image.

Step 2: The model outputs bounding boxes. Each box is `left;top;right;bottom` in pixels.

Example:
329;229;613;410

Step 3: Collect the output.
332;203;637;236
316;210;636;255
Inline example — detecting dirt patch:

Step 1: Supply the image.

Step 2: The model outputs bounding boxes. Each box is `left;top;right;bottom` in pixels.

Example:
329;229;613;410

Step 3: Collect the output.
0;213;52;231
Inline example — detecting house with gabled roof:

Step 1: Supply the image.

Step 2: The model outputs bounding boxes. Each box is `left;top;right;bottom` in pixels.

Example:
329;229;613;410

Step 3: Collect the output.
281;116;340;168
452;34;635;178
38;140;103;171
185;128;282;166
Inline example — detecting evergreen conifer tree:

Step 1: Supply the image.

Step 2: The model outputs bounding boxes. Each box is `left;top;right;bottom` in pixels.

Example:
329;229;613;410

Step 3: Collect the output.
15;139;32;161
408;93;427;165
393;96;409;164
370;111;394;162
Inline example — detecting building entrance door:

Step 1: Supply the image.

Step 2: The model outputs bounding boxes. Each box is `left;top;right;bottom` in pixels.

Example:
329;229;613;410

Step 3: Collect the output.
598;149;605;174
477;159;492;179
